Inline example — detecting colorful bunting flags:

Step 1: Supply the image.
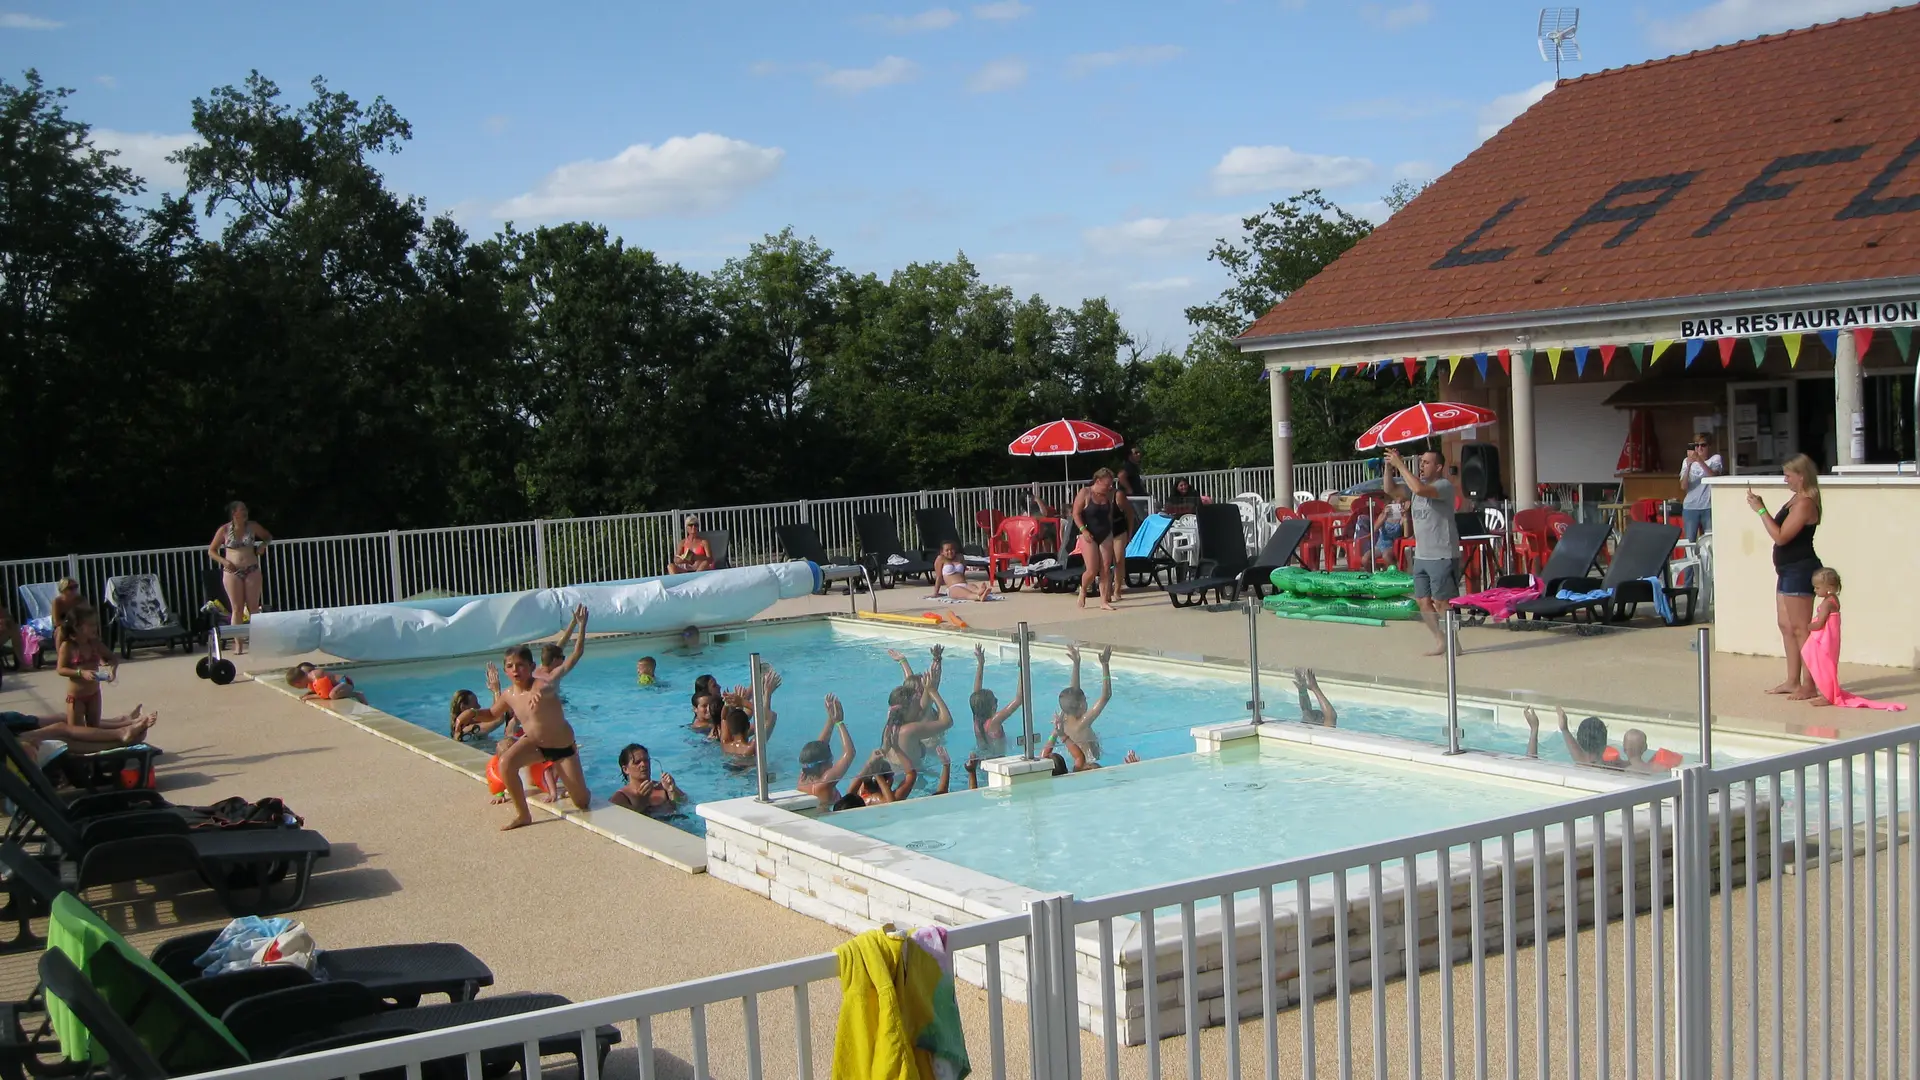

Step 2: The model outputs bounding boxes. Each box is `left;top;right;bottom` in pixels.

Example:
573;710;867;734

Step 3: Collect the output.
1894;327;1914;363
1746;336;1768;369
1402;356;1418;383
1519;348;1534;375
1851;327;1875;359
1599;344;1617;374
1784;333;1803;367
1302;365;1317;380
1424;356;1438;381
1474;352;1489;380
1573;345;1590;376
1715;337;1736;368
1629;342;1646;370
1818;329;1840;356
1651;339;1675;366
1496;348;1511;375
1684;339;1705;367
1546;347;1563;378
1448;355;1463;380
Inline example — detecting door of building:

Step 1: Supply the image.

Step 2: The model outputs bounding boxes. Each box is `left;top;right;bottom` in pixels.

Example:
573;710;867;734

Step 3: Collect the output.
1727;382;1798;476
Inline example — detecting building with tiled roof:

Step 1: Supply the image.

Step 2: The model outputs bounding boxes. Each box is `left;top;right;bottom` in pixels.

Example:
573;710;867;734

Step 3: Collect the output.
1235;5;1920;665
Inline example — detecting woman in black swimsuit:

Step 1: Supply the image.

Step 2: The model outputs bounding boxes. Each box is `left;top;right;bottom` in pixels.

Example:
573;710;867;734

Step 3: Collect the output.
1747;454;1823;700
1071;469;1122;610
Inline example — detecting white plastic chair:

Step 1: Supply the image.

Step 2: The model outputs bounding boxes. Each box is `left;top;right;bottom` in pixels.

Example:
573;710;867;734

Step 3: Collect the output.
1292;490;1315;508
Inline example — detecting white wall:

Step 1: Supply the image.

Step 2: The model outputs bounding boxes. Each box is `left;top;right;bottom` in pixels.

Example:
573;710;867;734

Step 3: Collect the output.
1534;383;1631;484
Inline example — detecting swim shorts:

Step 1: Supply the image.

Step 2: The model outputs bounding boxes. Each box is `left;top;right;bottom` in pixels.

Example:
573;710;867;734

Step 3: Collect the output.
1411;558;1462;602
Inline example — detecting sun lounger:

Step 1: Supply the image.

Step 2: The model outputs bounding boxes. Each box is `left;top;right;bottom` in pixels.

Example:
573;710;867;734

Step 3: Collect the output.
854;513;936;588
912;508;989;564
775;522;863;593
700;529;733;571
101;574;192;659
0;727;165;845
16;582;59;669
1509;521;1694;627
1034;523;1088;593
1122;513;1180;588
1451;521;1610;625
37;901;616;1079
1165;505;1255;608
0;846;492;1009
0;768;329;916
1238;518;1312;598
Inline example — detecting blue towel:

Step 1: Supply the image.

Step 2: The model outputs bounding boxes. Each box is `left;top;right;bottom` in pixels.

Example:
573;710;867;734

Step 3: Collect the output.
1556;587;1612;603
1125;514;1173;559
1642;575;1676;625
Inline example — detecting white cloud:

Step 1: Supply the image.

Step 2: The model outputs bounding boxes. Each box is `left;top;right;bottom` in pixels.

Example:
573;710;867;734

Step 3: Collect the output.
1209;145;1376;196
483;115;510;135
1127;276;1193;292
493;134;784;220
93;75;117;89
1476;81;1553;140
92;130;195;190
1065;44;1184;77
1647;0;1893;53
0;12;61;29
1360;1;1432;31
967;57;1027;92
1083;212;1242;258
972;0;1032;18
865;7;960;32
748;60;787;76
1392;159;1433;180
819;56;919;92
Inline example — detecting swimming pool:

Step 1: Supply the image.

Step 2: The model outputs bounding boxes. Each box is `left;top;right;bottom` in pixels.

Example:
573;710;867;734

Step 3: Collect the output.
830;738;1575;898
344;618;1731;835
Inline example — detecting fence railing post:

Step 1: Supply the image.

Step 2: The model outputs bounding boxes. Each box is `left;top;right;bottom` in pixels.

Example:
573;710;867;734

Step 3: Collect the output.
1696;625;1713;767
750;652;770;803
1444;610;1462;753
1026;895;1082;1080
65;554;79;581
797;498;810;524
1231;467;1245;495
533;519;549;590
1017;622;1035;760
1246;592;1265;724
1674;764;1715;1078
385;530;402;602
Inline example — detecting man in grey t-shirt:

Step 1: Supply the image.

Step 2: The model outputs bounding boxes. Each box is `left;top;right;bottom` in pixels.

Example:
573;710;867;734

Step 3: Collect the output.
1383;447;1461;654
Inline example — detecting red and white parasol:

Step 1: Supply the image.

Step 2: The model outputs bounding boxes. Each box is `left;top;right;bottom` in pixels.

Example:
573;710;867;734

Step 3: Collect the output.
1354;401;1498;451
1614;408;1661;475
1009;419;1125;481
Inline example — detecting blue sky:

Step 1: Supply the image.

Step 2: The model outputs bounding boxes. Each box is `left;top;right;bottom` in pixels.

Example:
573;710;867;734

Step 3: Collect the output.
6;0;1897;347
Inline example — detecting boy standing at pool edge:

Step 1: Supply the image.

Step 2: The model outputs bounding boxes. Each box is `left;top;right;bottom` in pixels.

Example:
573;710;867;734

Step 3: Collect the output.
455;604;593;829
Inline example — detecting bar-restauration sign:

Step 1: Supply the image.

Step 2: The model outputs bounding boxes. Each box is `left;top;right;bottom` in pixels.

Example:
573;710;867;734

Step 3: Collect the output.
1680;299;1920;340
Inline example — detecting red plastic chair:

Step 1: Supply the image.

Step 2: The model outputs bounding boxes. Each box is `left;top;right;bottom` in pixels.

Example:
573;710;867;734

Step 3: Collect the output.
1295;501;1337;571
1336;497;1386;569
990;516;1058;584
974;509;1007;535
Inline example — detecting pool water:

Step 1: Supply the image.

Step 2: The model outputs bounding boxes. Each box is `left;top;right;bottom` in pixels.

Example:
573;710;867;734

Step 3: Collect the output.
838;741;1573;898
344;620;1697;835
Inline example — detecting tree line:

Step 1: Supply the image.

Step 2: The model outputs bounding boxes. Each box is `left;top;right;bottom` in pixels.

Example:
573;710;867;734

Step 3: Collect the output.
1;70;1420;555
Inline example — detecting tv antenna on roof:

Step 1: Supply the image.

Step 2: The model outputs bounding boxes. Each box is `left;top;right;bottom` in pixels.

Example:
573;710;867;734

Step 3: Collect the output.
1538;8;1581;81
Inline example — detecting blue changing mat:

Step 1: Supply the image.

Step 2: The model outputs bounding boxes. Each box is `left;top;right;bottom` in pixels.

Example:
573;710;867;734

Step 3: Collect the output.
1126;514;1174;558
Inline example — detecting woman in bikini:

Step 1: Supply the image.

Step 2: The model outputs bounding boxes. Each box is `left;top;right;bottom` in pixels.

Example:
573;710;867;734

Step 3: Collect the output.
1070;469;1122;610
935;541;995;601
667;517;714;575
54;604;116;728
207;501;271;649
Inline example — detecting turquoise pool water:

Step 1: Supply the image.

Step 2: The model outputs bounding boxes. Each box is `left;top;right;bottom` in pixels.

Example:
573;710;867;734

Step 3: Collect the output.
838;741;1573;898
345;620;1697;835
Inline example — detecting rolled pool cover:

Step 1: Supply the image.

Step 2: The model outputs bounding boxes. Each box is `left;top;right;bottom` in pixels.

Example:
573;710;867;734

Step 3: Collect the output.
248;562;823;661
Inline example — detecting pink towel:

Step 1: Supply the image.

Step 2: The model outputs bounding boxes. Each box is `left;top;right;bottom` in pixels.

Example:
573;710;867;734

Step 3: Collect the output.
1450;580;1544;622
1801;612;1907;712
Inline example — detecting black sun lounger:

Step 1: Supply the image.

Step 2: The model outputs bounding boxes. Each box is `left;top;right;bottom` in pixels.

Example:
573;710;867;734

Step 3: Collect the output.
1452;520;1610;626
854;512;937;588
1034;522;1088;593
40;930;617;1080
1238;518;1312;598
0;768;329;917
912;507;989;563
1165;504;1254;608
1510;521;1693;627
0;723;164;821
776;523;864;592
0;844;492;1010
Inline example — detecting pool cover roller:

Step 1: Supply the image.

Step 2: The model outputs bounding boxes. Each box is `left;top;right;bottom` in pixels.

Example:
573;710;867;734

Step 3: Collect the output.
248;562;823;661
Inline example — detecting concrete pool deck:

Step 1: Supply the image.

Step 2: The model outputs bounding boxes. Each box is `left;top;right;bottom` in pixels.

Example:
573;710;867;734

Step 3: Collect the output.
0;581;1913;1076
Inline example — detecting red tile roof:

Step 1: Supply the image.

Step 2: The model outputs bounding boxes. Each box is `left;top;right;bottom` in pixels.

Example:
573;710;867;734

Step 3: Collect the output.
1238;4;1920;344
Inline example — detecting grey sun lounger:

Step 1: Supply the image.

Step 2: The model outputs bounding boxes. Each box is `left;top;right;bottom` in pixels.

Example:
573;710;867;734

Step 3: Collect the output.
1452;520;1611;626
0;844;492;1010
38;918;618;1080
1165;504;1255;608
854;513;937;587
0;720;164;815
1237;518;1313;598
1509;521;1694;627
0;768;330;916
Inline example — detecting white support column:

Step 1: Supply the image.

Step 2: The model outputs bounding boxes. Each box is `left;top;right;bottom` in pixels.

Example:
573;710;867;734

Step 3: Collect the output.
1270;367;1294;505
1511;351;1538;509
1834;329;1865;467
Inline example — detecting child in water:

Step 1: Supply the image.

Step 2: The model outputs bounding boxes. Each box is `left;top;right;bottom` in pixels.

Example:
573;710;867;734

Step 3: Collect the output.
968;644;1023;758
635;656;659;686
1294;669;1337;727
286;662;367;703
798;693;857;808
1054;644;1112;764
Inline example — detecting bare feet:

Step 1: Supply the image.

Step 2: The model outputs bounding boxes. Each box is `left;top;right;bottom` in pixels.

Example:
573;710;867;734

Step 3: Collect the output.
121;718;155;744
1809;696;1831;707
1789;687;1819;701
1077;588;1088;610
1765;682;1797;695
501;815;534;831
1424;642;1446;656
1100;601;1116;612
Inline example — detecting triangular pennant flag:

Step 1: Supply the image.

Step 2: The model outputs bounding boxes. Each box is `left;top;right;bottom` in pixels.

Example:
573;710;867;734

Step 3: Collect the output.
1893;327;1914;362
1374;359;1390;376
1573;345;1590;376
1784;333;1803;367
1474;352;1489;380
1259;368;1271;381
1332;363;1346;379
1746;336;1768;369
1302;365;1316;380
1519;348;1534;374
1422;356;1437;381
1818;329;1839;357
1629;342;1646;370
1684;339;1705;367
1546;347;1563;379
1496;348;1511;375
1599;344;1617;374
1851;327;1875;359
1395;357;1412;383
1448;355;1463;379
1651;339;1675;367
1715;337;1736;368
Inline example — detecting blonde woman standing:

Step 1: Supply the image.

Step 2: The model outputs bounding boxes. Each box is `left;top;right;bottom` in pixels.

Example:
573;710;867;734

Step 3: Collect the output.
1746;454;1822;700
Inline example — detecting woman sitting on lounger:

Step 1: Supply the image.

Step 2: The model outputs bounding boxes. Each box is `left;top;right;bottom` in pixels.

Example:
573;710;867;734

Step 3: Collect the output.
935;541;996;601
667;517;714;575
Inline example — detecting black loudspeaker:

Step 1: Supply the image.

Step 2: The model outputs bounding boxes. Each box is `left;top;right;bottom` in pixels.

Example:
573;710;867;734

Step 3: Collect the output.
1459;442;1503;500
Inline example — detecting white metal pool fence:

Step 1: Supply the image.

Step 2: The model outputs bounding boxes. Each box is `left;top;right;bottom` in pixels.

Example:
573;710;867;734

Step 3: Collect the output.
185;721;1919;1080
0;462;1375;623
